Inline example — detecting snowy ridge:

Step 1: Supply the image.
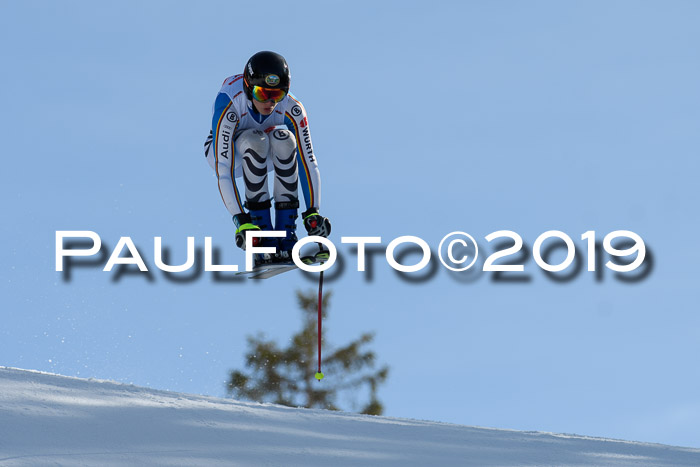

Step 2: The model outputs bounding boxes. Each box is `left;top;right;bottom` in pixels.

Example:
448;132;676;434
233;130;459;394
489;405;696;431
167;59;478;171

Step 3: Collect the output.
0;367;698;466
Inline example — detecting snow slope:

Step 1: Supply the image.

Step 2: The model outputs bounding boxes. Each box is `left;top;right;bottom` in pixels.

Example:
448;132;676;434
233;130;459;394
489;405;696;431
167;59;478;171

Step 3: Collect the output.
0;367;698;466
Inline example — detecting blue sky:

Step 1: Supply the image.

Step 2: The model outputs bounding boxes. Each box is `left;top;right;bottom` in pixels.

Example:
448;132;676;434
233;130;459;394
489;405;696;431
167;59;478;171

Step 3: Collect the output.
2;0;699;448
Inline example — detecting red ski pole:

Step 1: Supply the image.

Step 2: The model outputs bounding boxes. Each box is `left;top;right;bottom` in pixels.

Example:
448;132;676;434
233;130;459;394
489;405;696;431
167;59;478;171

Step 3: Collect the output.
315;245;325;381
315;270;324;381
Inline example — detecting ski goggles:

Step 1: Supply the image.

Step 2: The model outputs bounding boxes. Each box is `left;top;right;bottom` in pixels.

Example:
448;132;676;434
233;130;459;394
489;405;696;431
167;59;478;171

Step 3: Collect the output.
251;86;287;103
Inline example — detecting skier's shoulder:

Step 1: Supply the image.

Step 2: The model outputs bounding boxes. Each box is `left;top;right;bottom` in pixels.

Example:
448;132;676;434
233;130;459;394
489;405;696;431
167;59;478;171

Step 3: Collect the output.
218;74;247;103
280;93;308;120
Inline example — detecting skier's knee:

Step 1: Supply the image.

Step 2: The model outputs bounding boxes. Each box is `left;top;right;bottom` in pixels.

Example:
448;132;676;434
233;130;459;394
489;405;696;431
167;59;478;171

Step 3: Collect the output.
269;128;296;158
236;129;270;157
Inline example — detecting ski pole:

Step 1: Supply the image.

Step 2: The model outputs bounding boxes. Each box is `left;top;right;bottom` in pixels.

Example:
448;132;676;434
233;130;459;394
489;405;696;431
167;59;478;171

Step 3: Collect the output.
315;244;325;381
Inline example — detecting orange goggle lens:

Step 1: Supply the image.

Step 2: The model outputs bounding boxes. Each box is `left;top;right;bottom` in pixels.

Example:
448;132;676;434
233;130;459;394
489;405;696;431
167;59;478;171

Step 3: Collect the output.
251;86;287;103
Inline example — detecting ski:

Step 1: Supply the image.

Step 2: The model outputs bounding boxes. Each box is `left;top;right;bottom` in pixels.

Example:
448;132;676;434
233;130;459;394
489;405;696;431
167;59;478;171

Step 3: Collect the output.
236;253;327;280
236;262;298;279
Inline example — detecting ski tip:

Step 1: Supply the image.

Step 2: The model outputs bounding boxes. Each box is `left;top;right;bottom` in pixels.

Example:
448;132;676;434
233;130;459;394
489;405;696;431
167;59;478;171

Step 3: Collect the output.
315;371;324;381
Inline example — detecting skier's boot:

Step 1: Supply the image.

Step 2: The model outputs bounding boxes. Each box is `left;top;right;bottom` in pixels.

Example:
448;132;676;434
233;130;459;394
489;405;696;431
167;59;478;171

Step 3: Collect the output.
274;200;299;262
247;200;275;266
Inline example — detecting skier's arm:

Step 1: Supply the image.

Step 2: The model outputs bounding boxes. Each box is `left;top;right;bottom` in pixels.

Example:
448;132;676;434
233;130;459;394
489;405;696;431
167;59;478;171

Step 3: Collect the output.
283;98;321;212
211;93;245;216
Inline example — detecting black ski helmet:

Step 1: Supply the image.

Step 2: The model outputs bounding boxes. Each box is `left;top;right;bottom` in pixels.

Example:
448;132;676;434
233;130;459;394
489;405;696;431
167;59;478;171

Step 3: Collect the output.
243;51;290;100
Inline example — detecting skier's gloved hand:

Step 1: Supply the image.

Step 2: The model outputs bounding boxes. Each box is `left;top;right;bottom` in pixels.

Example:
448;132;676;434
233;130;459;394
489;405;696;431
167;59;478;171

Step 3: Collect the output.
233;213;261;250
302;208;331;238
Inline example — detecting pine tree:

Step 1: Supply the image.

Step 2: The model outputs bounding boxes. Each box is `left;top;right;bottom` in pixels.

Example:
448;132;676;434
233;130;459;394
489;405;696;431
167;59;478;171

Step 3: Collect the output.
228;290;389;415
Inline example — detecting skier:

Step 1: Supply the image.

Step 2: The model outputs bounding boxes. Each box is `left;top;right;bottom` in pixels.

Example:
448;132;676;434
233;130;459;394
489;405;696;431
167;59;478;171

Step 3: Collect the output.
204;51;331;266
